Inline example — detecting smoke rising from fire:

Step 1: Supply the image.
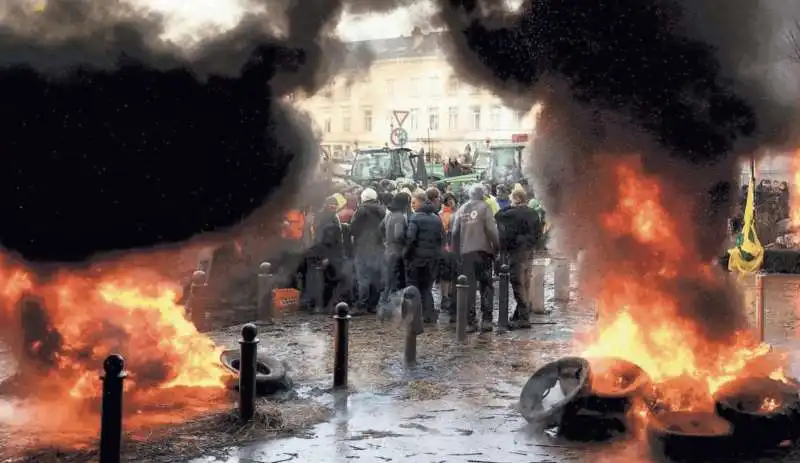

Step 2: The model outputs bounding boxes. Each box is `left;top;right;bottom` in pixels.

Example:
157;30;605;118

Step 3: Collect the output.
433;0;800;339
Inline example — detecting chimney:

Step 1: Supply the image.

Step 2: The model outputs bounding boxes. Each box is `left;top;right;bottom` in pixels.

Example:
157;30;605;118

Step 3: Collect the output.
411;26;424;48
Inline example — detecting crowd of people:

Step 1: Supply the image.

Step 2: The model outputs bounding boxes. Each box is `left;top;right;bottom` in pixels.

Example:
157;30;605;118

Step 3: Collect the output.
278;179;548;332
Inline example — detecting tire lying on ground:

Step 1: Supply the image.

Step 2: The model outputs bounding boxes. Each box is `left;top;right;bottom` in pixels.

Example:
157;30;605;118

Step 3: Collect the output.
582;357;650;414
219;349;293;396
646;411;734;462
518;357;590;431
714;376;800;450
559;357;651;440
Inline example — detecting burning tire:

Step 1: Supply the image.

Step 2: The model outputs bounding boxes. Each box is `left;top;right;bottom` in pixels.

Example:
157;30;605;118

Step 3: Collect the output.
714;377;800;450
518;357;590;429
646;411;734;461
582;357;650;414
219;349;293;396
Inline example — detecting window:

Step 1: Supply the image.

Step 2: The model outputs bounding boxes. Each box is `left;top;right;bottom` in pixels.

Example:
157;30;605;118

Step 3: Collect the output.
514;110;524;128
363;108;373;132
352;153;392;179
428;107;439;130
490;105;502;129
447;76;459;95
471;106;481;130
324;116;332;133
448;107;458;130
342;109;351;132
322;84;333;99
386;79;395;96
410;78;421;97
429;76;441;96
343;82;352;99
409;108;419;130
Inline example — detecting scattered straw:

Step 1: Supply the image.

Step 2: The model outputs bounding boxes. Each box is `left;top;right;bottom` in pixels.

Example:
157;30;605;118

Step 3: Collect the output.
405;380;446;401
0;399;332;463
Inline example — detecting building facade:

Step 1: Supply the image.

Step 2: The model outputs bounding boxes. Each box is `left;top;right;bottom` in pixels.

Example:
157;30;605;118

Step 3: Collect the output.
294;30;538;160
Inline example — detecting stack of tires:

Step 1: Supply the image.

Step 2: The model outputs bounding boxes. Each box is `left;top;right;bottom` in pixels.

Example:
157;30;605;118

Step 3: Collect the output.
519;357;800;461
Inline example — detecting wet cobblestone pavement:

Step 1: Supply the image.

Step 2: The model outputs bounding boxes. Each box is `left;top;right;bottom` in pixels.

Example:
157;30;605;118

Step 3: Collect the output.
2;268;800;462
184;271;800;463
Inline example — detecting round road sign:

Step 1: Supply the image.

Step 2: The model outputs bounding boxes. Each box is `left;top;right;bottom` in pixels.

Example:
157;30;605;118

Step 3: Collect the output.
390;127;408;146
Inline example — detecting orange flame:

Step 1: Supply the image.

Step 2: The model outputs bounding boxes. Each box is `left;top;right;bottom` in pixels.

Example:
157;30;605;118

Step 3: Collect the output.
0;254;230;446
792;148;800;227
580;157;787;412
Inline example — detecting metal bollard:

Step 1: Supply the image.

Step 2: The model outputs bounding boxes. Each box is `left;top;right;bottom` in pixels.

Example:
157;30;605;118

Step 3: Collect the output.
187;269;208;331
498;264;510;331
402;286;423;366
755;273;765;343
313;260;326;313
99;354;127;463
256;262;275;325
333;302;351;388
530;263;546;314
455;275;469;343
239;323;259;422
553;257;570;302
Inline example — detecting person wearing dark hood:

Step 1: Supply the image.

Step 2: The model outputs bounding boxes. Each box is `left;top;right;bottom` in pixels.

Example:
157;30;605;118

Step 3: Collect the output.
349;187;386;314
495;188;542;328
381;191;411;305
306;195;346;312
452;184;500;332
405;191;444;323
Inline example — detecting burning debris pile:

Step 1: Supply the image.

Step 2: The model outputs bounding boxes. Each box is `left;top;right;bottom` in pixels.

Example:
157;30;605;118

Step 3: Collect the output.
517;159;800;458
0;253;233;449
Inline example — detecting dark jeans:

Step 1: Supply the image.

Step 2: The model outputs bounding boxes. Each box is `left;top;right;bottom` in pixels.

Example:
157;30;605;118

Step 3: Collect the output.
461;251;494;322
355;253;382;312
382;253;406;302
509;250;533;318
406;261;437;321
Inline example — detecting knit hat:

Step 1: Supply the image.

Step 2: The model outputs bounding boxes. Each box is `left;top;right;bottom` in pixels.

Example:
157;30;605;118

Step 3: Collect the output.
360;188;378;203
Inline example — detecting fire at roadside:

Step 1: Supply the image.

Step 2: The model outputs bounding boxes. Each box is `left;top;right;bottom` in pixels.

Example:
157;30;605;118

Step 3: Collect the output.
0;253;233;449
520;154;800;459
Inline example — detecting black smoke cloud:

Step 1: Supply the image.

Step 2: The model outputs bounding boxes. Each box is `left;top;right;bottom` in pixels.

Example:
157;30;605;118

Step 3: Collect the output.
0;0;358;262
433;0;800;339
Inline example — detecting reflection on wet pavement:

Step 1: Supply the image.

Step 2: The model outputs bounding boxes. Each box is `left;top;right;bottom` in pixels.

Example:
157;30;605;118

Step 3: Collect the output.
1;267;799;462
187;271;800;463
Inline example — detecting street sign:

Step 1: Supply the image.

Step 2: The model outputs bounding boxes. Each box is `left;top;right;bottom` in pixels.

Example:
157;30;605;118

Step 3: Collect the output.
390;127;408;147
393;110;409;128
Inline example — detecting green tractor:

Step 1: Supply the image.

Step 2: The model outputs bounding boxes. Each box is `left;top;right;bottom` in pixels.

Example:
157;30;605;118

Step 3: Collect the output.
346;147;477;192
475;139;527;185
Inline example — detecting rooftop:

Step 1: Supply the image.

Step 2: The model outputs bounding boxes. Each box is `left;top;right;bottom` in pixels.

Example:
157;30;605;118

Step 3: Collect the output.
346;28;443;63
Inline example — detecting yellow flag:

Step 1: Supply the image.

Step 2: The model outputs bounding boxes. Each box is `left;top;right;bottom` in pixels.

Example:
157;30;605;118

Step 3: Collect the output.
727;173;764;274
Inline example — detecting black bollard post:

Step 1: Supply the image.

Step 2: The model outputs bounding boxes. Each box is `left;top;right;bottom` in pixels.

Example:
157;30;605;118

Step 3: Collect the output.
498;264;510;332
402;286;423;366
99;354;127;463
188;269;208;331
455;275;468;343
333;302;351;388
313;259;326;313
239;323;259;422
255;262;274;325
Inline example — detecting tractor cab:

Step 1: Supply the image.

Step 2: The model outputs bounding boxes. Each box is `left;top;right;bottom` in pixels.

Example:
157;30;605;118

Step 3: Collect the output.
348;147;430;186
481;134;528;184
